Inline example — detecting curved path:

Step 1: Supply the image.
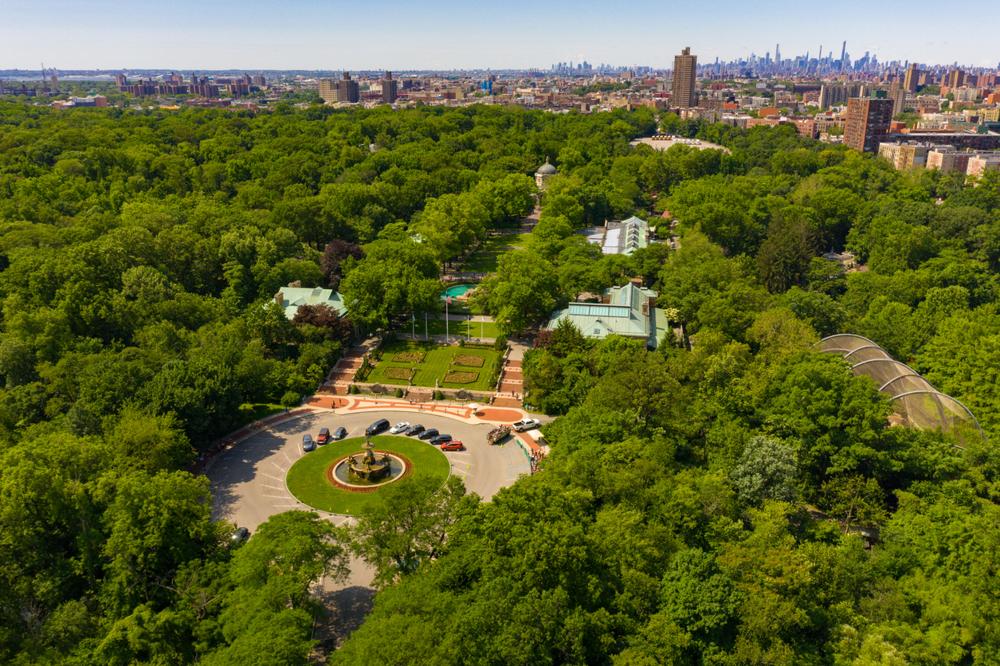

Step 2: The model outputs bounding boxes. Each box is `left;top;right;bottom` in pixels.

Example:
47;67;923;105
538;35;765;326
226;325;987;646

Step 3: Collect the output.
205;400;539;645
207;406;533;531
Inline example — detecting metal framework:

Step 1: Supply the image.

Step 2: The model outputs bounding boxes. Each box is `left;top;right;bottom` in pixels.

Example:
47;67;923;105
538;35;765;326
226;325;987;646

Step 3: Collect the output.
818;334;984;445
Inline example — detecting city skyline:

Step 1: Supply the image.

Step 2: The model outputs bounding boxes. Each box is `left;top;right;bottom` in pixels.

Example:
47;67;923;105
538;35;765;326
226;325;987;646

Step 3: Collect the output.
3;0;999;71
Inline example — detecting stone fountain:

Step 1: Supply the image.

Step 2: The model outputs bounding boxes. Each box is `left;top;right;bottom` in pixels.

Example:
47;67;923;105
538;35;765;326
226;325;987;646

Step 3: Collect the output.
347;438;393;482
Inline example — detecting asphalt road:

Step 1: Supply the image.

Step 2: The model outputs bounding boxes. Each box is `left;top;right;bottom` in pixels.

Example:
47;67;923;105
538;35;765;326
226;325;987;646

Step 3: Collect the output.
208;408;532;532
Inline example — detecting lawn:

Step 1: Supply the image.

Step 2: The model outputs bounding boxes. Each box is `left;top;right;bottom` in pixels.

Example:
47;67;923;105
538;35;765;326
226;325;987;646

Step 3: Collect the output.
461;231;527;273
366;340;501;391
235;403;284;426
419;318;501;340
285;436;450;515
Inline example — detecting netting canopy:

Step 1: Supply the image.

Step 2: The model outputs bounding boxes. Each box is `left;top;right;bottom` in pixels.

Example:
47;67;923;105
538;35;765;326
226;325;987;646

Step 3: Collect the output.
818;334;984;446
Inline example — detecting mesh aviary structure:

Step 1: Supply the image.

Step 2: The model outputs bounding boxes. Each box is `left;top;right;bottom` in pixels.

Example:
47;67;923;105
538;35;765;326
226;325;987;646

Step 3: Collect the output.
818;334;984;446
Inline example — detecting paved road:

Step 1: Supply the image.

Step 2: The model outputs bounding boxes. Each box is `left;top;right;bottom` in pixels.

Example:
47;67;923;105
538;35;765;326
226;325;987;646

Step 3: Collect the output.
208;408;531;532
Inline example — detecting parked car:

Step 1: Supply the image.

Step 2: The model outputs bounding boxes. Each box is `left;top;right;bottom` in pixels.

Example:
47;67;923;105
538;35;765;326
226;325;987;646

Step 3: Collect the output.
430;434;452;445
418;428;439;440
230;526;250;545
389;421;410;434
440;440;465;452
512;418;541;432
333;426;347;440
316;427;331;445
365;418;390;437
405;424;425;436
302;434;316;452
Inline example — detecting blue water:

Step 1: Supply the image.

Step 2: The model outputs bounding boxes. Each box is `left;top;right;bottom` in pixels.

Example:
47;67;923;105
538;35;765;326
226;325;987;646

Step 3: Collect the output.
442;284;475;299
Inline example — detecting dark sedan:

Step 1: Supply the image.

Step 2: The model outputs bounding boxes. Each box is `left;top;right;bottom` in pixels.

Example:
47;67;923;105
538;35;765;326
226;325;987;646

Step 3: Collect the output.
418;428;439;440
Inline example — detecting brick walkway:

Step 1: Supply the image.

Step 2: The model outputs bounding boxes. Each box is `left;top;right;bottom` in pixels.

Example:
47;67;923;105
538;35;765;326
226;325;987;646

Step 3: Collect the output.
305;395;529;426
493;355;523;408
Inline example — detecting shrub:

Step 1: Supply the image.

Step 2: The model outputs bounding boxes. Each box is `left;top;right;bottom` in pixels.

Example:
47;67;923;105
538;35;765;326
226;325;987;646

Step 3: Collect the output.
394;387;405;398
280;391;301;408
494;335;508;351
371;384;387;394
433;390;444;400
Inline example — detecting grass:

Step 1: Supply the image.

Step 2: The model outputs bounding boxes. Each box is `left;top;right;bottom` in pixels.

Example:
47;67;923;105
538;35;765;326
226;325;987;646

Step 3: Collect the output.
236;403;284;426
419;318;501;339
367;340;501;391
461;231;526;273
285;436;450;515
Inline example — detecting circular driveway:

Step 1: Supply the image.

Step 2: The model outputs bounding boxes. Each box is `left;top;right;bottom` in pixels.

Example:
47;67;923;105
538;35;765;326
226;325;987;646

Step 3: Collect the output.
208;408;532;531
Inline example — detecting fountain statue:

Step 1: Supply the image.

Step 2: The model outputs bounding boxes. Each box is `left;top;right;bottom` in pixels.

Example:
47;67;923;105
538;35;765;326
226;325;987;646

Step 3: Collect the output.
348;437;393;482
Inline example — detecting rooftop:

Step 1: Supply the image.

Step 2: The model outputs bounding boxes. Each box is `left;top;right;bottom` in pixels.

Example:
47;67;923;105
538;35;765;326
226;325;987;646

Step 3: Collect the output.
275;286;348;320
545;282;670;349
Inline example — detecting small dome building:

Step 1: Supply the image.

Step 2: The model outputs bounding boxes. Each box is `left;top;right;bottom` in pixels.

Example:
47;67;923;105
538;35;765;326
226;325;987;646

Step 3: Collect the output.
535;158;557;191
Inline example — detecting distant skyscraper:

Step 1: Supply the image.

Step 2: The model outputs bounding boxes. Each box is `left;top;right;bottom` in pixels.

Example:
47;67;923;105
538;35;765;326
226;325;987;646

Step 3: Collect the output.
318;78;337;103
903;63;920;93
381;71;398;104
775;43;781;64
840;41;847;70
672;47;697;108
335;71;360;103
844;97;894;152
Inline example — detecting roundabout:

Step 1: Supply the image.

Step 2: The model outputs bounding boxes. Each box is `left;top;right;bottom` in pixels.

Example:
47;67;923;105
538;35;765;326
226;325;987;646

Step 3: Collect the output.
208;406;533;531
285;435;450;514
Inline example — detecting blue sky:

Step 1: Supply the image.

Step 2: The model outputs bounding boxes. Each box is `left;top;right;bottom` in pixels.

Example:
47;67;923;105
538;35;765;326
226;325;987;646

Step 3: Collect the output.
3;0;998;70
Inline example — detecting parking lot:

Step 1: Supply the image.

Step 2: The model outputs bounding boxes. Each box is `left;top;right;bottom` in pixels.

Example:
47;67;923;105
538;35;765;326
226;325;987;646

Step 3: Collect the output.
207;408;531;532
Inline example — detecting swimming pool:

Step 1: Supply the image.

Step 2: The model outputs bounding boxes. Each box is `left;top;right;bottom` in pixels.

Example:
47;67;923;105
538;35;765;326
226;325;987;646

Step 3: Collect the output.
441;283;475;299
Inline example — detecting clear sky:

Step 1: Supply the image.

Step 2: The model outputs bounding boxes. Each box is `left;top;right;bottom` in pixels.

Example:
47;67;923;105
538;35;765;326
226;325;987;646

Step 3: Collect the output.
3;0;998;70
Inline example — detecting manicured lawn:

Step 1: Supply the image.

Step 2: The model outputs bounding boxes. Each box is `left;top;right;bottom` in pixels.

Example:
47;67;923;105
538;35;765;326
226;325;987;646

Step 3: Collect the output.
420;318;501;340
235;403;284;426
366;340;501;391
285;436;450;515
461;231;526;273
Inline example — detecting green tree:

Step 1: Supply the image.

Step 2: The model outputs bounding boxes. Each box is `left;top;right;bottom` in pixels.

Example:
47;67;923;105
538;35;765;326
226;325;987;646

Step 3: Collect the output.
352;476;472;588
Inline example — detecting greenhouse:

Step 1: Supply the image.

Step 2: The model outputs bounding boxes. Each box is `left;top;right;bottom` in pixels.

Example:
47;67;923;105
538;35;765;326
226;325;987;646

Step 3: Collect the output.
818;334;984;445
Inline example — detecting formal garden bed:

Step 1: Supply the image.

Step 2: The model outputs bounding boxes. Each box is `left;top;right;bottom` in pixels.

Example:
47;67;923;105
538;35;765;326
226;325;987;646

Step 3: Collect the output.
285;436;450;514
443;370;479;384
365;340;501;391
454;354;485;367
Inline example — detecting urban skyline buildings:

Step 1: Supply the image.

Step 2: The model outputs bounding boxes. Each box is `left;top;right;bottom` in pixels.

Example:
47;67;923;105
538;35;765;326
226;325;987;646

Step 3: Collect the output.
672;47;698;108
6;0;1000;70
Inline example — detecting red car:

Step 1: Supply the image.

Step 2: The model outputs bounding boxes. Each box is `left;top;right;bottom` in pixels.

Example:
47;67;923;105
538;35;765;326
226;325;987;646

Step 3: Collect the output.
316;427;331;445
440;440;465;452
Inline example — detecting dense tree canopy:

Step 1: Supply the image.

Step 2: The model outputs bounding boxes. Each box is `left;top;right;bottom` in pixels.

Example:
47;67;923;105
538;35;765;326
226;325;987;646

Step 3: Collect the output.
1;98;998;664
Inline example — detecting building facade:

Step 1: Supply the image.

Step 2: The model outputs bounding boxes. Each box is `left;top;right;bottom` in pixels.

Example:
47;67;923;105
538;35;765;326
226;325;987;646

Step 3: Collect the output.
844;97;894;152
926;148;970;173
318;78;337;104
381;71;398;104
671;47;697;108
334;72;359;103
877;142;938;170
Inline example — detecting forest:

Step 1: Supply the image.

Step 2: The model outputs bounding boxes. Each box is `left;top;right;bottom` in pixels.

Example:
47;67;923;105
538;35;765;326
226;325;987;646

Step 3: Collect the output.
0;98;998;664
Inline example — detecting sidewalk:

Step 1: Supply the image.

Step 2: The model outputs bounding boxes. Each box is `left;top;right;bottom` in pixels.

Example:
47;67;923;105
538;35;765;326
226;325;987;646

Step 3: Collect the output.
306;395;530;425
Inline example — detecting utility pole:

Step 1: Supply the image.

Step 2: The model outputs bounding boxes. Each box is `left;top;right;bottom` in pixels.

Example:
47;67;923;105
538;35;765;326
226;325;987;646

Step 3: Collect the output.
445;296;450;343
